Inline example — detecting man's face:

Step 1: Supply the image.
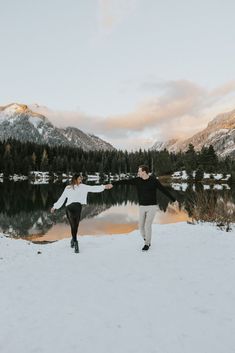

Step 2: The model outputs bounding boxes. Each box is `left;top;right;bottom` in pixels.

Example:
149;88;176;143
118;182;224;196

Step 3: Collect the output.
138;168;146;178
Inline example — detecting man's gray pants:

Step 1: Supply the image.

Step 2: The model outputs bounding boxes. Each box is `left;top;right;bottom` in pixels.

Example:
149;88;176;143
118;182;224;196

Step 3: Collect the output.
139;205;157;246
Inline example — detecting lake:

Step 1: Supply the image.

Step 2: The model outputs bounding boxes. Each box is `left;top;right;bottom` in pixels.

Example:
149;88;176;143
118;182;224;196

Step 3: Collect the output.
0;180;234;242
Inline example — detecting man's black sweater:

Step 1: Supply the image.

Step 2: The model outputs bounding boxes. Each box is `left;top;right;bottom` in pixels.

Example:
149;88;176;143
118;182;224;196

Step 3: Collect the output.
113;176;176;206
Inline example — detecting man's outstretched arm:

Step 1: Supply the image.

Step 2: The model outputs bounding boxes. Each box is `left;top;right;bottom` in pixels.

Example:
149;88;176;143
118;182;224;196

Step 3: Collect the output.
155;179;176;202
112;177;138;186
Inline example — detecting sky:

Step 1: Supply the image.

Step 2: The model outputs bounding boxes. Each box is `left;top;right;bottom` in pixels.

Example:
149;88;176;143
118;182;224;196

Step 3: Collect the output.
1;0;235;150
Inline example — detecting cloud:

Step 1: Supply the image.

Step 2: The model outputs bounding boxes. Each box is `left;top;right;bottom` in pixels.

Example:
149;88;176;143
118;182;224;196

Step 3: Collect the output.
90;0;138;49
97;0;137;32
29;104;99;133
98;0;115;30
209;81;235;100
94;80;235;139
29;79;235;150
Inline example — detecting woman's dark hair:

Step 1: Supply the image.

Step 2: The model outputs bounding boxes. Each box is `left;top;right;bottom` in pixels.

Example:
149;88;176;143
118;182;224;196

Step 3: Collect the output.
70;173;82;188
139;165;150;174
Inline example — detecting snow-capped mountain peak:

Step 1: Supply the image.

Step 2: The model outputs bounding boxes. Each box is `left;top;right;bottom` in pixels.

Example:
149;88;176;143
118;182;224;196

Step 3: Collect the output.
2;103;28;114
0;103;48;122
0;103;115;151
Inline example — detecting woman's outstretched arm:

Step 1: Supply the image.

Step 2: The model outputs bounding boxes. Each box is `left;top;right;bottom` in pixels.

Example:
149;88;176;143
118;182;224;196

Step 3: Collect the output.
84;184;113;193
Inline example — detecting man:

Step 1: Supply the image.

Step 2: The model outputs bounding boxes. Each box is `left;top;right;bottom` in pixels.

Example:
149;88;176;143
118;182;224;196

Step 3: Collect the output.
112;165;178;251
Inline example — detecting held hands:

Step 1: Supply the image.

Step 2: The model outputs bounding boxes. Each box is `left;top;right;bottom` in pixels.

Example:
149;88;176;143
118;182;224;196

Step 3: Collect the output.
104;184;113;190
50;207;55;213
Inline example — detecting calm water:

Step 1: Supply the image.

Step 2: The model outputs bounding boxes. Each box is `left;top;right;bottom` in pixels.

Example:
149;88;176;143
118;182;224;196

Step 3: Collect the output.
0;181;234;242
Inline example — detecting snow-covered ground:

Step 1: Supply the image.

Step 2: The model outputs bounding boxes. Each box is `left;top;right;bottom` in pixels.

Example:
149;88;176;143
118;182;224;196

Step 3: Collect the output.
1;223;235;353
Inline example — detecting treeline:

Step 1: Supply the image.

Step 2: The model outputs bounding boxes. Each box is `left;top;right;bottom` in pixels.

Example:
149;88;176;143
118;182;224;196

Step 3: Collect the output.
0;139;235;179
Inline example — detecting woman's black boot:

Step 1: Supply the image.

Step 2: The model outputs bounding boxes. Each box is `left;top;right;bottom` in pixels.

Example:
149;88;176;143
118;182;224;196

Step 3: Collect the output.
74;240;79;253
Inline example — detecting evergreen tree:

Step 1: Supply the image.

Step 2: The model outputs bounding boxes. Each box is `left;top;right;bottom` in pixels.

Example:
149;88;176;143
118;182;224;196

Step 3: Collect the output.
31;152;37;171
195;165;204;182
199;145;218;173
206;145;218;172
184;144;197;173
0;137;232;179
3;143;14;176
40;149;49;171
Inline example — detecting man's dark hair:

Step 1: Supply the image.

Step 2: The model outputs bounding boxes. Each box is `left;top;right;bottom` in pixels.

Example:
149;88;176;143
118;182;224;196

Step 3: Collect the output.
139;165;150;174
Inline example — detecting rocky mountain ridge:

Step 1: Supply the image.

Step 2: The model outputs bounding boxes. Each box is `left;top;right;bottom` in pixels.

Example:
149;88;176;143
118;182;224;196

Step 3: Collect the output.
151;109;235;158
0;103;115;151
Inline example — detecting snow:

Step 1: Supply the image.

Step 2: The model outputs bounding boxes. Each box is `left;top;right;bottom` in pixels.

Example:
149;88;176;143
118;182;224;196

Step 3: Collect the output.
213;174;223;180
2;103;22;114
172;183;230;191
207;129;229;140
7;116;18;124
0;115;5;123
204;173;211;178
172;183;189;191
172;171;189;180
172;171;231;182
223;174;231;181
226;140;234;147
30;171;50;184
221;146;235;157
203;185;211;190
213;184;223;190
30;180;50;185
87;175;99;180
0;104;23;123
9;174;28;181
203;173;231;180
29;116;43;128
30;171;50;177
1;222;235;353
221;184;230;189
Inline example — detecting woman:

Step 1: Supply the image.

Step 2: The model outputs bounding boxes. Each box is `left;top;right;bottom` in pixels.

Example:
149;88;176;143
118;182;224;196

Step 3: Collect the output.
51;173;113;253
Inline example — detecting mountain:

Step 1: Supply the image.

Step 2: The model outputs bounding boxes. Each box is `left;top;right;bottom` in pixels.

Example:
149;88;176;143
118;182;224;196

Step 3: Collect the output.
151;139;179;152
151;109;235;158
60;127;114;151
0;103;115;151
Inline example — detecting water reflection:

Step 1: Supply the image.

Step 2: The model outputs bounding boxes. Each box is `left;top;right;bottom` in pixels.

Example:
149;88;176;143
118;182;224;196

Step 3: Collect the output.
0;181;234;241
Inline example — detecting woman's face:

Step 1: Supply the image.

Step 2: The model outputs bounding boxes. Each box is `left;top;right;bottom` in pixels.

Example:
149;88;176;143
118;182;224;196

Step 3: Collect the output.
76;176;83;184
